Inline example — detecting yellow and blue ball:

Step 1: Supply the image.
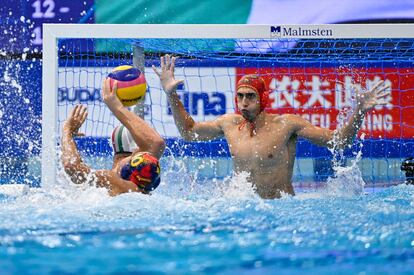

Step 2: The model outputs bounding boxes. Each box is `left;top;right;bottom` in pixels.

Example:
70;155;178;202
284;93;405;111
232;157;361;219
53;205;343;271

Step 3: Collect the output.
108;65;147;107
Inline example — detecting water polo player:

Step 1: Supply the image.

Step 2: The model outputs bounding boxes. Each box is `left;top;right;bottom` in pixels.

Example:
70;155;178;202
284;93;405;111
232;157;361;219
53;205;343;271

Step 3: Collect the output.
153;54;390;199
61;78;165;196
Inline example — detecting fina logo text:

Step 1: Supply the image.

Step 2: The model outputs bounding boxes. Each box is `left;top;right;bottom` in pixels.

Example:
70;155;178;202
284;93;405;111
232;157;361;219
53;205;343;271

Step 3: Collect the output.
270;26;333;37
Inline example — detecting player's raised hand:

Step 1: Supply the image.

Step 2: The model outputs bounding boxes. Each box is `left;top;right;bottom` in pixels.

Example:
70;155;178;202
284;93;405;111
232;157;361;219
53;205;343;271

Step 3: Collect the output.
355;80;391;113
101;78;123;110
63;104;88;136
152;54;184;95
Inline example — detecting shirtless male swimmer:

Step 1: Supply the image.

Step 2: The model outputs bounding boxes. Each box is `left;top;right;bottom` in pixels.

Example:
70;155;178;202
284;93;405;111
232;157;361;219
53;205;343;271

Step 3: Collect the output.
61;79;165;196
153;55;390;199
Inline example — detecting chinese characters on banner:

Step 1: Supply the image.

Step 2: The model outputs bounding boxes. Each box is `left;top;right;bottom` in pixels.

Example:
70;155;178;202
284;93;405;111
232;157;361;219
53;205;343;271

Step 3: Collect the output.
237;67;414;139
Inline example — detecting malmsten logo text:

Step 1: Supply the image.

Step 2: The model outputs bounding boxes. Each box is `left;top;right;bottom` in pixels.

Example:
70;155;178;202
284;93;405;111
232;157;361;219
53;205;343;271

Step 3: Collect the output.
271;26;333;37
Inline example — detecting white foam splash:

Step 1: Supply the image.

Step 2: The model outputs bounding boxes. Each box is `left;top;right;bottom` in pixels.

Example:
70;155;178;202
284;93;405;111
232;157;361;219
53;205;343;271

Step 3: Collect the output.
325;149;365;197
321;76;367;197
220;171;259;200
324;104;366;198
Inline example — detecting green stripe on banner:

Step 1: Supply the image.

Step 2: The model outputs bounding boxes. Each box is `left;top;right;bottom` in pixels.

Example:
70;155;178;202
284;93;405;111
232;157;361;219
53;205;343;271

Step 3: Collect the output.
95;0;252;24
94;0;252;53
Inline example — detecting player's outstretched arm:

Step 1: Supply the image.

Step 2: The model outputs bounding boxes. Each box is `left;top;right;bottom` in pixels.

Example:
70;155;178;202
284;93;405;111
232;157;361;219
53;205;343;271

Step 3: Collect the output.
101;79;165;158
289;114;334;147
61;104;92;184
152;54;224;141
294;80;390;149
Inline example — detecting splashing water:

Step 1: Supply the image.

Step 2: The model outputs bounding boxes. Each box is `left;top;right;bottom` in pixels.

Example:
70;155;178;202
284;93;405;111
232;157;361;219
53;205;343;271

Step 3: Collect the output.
0;64;41;185
323;74;368;197
1;168;413;274
325;145;366;197
220;171;259;200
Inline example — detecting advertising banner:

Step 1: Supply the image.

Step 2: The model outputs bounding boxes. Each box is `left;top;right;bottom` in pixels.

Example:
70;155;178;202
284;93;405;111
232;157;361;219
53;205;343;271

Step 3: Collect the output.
237;67;414;139
57;67;236;138
58;65;414;140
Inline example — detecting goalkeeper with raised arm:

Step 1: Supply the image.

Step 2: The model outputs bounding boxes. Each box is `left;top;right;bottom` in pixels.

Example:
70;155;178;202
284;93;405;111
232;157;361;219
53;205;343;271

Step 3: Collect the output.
61;79;165;196
153;55;390;199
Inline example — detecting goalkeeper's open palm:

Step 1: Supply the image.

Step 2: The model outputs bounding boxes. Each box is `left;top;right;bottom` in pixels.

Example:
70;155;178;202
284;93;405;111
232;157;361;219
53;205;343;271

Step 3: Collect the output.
64;104;87;136
152;54;184;95
355;80;391;113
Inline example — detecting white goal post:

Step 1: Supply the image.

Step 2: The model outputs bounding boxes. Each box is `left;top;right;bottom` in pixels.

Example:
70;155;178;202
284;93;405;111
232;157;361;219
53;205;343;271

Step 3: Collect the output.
42;23;414;186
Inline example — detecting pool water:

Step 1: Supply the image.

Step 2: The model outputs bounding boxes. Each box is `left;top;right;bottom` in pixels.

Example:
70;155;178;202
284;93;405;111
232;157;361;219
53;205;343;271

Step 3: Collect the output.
0;170;413;274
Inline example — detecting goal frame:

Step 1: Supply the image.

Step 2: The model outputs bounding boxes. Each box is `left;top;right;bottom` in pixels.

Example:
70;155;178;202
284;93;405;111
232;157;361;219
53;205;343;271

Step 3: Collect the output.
42;23;414;186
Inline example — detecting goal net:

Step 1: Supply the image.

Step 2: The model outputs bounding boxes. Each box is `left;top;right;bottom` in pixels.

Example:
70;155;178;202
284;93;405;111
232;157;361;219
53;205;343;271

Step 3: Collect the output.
42;24;414;187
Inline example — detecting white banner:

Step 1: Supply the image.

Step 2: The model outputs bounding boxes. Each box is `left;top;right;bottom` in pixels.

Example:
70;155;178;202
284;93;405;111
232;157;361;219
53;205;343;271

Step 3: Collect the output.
248;0;414;24
58;67;236;138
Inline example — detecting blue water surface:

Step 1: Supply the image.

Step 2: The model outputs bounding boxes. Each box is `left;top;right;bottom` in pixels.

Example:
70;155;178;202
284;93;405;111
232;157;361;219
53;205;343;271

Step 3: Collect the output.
0;175;413;274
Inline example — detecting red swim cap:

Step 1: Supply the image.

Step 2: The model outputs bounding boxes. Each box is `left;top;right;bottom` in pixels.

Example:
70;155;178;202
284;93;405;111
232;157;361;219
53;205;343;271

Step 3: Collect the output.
235;74;270;114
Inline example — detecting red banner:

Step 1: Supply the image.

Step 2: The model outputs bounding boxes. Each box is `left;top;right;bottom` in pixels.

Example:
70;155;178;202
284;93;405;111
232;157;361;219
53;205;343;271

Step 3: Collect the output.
236;67;414;139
